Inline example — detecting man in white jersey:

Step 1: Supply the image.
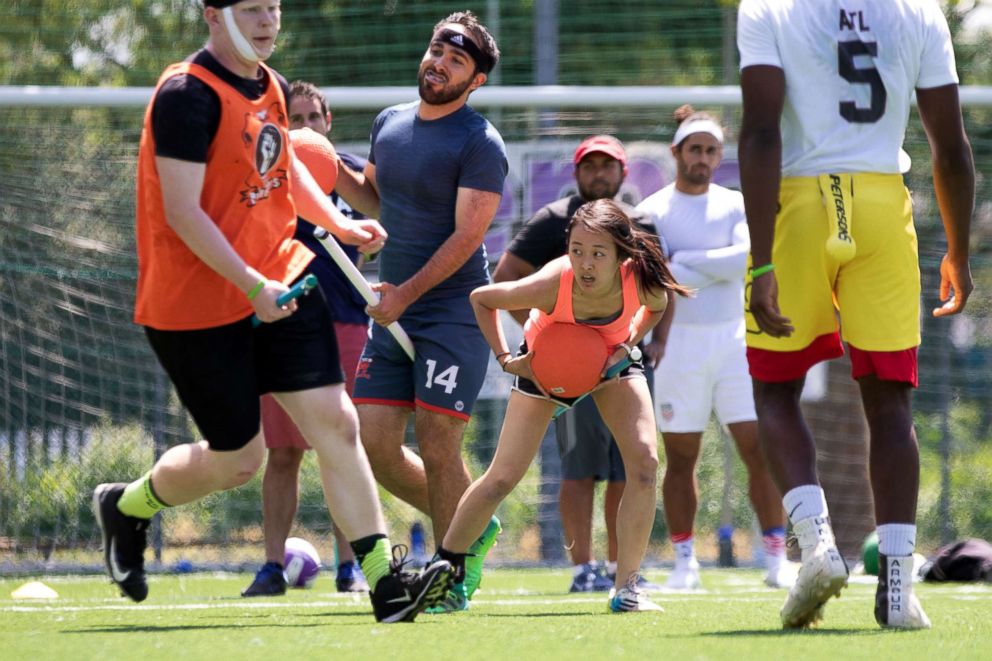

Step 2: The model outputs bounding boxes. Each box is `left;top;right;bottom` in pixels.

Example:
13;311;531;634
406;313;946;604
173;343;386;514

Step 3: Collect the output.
637;106;790;591
738;0;974;629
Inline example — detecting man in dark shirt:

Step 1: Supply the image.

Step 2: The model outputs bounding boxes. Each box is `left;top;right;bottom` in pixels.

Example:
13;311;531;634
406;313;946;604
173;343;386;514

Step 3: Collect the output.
334;10;507;613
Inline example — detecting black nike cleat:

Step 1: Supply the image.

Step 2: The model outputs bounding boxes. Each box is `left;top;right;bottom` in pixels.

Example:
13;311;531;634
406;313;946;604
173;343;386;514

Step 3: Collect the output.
93;483;150;602
370;545;454;623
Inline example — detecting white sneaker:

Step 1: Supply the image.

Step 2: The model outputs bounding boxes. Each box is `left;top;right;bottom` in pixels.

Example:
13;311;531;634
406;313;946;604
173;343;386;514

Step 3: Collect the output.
875;554;931;629
665;559;701;590
609;575;665;613
764;561;798;589
780;517;849;629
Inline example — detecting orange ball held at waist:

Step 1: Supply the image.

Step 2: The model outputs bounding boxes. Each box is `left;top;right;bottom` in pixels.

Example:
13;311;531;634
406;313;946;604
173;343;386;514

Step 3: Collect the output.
529;322;610;398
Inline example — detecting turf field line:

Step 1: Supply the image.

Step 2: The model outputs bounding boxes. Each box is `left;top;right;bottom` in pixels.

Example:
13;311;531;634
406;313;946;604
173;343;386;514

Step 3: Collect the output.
3;590;990;615
0;594;789;613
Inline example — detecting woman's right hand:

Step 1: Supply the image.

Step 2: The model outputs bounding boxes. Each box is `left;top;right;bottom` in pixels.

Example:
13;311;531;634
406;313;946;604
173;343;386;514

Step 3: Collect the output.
505;352;550;397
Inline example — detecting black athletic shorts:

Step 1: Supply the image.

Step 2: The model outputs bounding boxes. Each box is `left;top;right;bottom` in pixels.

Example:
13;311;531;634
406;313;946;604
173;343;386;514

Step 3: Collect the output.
511;339;645;407
145;279;344;451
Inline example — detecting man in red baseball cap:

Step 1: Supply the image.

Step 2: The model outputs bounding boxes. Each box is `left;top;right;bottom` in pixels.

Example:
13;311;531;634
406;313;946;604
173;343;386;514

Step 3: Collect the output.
573;135;629;176
492;135;664;593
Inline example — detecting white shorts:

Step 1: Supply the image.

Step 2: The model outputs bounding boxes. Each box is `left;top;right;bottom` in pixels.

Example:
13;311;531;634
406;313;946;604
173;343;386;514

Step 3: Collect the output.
653;319;756;433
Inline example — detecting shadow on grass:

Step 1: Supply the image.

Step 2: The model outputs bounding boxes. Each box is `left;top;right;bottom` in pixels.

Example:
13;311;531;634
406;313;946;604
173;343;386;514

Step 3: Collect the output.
698;628;887;638
470;611;604;618
63;613;374;634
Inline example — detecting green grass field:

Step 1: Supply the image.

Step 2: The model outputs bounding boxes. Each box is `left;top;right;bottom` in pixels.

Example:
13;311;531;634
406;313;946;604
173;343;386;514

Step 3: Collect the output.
2;569;990;660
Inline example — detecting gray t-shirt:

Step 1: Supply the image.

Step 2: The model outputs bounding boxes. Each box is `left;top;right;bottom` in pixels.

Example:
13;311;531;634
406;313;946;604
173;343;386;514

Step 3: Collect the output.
369;101;508;321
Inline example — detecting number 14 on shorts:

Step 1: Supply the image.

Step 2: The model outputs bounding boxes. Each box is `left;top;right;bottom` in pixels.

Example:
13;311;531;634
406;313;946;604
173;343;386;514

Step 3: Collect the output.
425;359;460;394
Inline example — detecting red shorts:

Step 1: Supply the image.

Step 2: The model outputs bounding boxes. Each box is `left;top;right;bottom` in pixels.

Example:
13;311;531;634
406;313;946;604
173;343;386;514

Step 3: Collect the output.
334;322;370;395
262;321;369;450
848;345;918;387
747;335;918;387
261;393;308;450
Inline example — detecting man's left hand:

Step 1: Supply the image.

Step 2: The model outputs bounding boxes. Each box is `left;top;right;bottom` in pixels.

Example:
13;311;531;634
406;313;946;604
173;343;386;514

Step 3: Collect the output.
340;219;387;254
933;253;973;317
643;339;666;368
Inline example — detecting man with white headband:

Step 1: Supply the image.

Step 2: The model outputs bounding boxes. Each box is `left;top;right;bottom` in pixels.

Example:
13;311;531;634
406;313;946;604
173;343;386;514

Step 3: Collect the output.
637;105;790;591
92;0;455;623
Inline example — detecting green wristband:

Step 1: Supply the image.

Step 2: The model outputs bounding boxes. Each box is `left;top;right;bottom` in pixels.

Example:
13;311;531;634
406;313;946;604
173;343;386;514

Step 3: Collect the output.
749;263;775;278
246;279;266;300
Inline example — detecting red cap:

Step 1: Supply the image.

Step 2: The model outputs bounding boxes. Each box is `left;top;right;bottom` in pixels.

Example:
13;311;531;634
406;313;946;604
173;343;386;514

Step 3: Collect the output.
573;135;627;167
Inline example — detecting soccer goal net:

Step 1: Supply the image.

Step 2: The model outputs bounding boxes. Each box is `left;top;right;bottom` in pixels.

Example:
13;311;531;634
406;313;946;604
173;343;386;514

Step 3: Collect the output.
3;86;991;574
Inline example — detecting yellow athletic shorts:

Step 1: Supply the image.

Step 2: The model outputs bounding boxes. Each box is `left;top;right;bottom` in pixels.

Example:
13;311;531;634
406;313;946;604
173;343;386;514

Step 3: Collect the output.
745;173;920;353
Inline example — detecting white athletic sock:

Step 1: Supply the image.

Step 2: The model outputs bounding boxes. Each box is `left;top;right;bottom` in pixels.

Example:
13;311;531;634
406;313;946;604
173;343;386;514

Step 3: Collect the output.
673;538;695;568
782;484;828;525
573;561;595;576
763;528;786;571
605;561;618;575
877;524;916;557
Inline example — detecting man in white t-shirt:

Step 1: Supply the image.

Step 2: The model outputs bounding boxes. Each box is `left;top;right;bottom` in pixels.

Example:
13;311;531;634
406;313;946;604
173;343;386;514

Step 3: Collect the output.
738;0;974;629
638;107;790;591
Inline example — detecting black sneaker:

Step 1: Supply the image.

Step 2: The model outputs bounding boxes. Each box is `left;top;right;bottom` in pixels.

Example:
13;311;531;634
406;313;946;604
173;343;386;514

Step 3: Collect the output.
370;545;454;623
242;562;288;597
92;483;150;602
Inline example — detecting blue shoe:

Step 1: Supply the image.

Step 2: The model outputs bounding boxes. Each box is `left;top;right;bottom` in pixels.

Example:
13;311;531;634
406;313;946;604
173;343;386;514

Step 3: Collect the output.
242;561;287;597
591;567;615;592
569;563;601;593
336;560;370;593
464;516;501;599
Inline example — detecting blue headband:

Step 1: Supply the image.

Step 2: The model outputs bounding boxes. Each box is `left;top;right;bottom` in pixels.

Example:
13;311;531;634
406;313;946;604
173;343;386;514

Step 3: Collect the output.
435;28;493;74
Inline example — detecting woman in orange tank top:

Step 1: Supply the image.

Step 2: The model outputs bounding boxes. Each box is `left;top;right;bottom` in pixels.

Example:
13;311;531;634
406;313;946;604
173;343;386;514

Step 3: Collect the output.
435;199;691;613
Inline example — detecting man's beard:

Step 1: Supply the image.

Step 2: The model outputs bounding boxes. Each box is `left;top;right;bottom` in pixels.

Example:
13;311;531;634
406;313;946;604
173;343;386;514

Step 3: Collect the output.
578;180;621;201
679;163;711;187
418;67;474;105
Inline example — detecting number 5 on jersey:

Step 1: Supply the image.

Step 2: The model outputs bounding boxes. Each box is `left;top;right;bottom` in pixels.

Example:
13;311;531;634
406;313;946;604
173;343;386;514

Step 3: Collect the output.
838;40;887;123
425;359;459;394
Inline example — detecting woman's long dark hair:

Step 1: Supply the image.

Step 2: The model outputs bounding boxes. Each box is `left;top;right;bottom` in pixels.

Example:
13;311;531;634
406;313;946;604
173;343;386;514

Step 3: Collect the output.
567;198;691;299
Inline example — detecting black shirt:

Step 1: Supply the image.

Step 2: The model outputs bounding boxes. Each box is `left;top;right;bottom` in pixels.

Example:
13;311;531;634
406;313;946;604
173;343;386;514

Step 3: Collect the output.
151;50;290;163
506;194;657;269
